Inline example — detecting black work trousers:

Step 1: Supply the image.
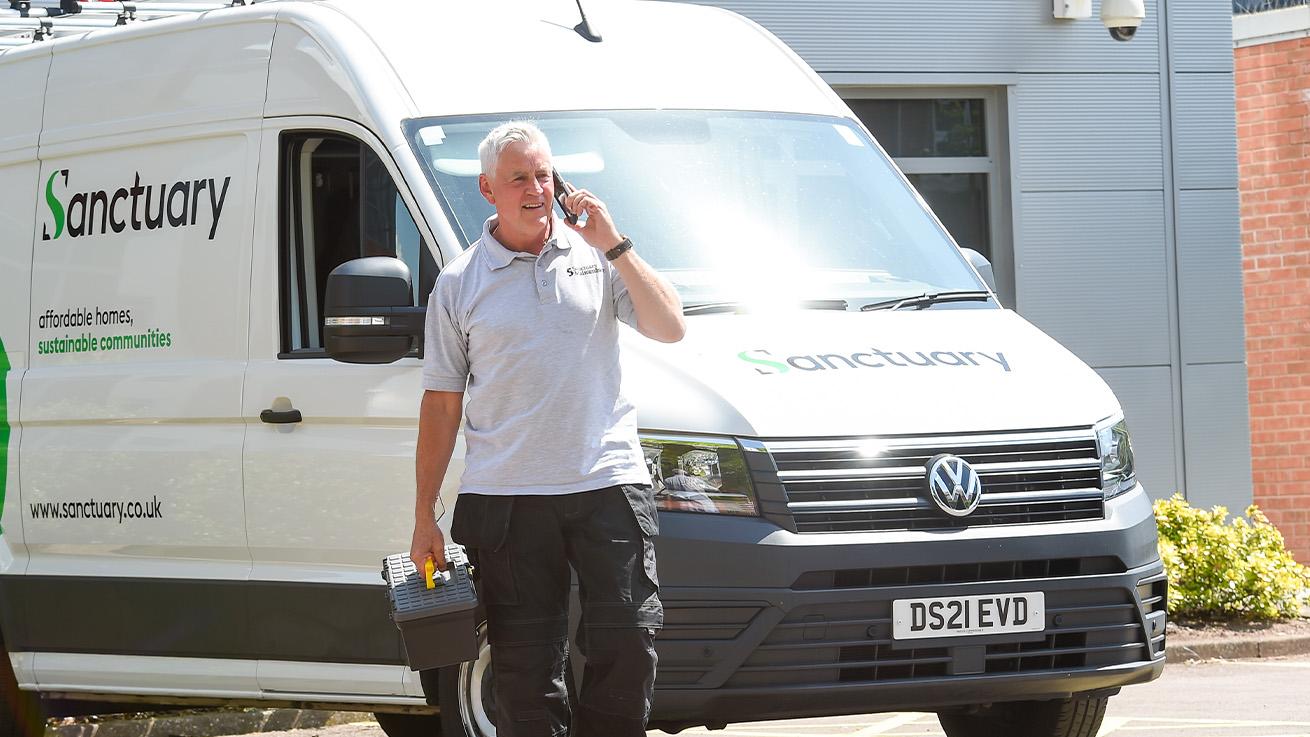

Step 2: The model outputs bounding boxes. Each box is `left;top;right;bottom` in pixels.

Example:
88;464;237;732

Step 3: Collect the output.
450;485;662;737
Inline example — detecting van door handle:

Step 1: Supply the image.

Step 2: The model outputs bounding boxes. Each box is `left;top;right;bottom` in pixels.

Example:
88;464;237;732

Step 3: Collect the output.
260;408;303;424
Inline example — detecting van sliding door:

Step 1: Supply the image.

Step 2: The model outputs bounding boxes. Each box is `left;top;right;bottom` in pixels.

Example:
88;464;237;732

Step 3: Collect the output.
20;131;259;691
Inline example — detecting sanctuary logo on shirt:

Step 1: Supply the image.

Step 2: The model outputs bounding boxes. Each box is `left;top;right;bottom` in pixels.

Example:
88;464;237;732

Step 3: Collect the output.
567;264;603;277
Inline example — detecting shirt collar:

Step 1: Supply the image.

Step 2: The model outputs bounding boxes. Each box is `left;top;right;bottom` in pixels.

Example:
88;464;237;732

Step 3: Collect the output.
479;215;573;271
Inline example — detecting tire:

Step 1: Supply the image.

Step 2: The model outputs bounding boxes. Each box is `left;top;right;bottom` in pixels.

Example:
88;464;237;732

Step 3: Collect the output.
938;693;1109;737
373;712;444;737
0;638;45;737
438;623;498;737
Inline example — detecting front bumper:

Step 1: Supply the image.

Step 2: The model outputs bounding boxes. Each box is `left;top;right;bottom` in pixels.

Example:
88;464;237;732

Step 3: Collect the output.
647;485;1167;727
651;660;1164;729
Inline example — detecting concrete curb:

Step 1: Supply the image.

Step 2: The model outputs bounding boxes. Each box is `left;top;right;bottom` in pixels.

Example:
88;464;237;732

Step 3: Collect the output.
1166;635;1310;662
48;710;375;737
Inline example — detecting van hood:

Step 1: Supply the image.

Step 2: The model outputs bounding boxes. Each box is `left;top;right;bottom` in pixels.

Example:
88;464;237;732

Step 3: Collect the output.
621;308;1119;438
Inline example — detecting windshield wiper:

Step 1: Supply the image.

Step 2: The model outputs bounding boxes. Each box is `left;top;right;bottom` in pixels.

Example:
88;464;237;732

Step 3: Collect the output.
683;299;849;315
859;290;993;312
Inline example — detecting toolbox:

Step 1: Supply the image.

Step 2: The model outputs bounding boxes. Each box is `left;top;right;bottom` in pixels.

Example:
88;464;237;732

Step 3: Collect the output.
382;545;480;670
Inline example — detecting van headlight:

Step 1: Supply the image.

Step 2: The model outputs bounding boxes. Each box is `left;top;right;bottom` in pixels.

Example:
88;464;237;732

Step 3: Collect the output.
640;434;759;516
1096;417;1137;500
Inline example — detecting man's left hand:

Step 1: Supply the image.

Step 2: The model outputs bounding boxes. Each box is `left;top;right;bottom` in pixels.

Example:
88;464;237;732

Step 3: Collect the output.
563;188;624;252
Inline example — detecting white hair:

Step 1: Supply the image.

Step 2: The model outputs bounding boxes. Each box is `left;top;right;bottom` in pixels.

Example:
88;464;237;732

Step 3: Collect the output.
478;121;551;177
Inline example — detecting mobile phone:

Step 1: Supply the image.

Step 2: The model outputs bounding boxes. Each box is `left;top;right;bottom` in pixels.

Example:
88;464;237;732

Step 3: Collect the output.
552;168;579;225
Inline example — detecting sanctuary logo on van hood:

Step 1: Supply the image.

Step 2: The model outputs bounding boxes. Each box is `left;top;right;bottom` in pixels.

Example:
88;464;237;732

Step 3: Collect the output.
41;169;232;242
737;347;1012;375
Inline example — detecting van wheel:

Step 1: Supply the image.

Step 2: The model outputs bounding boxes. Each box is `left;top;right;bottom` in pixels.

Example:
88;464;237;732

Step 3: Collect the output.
937;693;1109;737
439;623;498;737
373;712;444;737
0;637;45;737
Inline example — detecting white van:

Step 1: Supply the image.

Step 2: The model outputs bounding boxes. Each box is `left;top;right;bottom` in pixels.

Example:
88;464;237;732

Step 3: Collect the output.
0;1;1167;736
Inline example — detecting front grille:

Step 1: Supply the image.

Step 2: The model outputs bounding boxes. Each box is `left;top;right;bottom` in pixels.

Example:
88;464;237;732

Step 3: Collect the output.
793;556;1125;590
726;586;1150;688
763;430;1105;533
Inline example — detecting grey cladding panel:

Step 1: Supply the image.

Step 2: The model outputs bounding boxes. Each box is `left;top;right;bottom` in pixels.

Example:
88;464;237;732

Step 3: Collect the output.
694;1;1159;73
1166;0;1235;73
1096;366;1178;499
1016;75;1164;192
1173;74;1239;191
1177;190;1245;365
1182;363;1253;510
1018;191;1171;367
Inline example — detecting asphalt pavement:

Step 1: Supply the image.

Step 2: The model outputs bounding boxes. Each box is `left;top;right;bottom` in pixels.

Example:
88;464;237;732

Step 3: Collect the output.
48;654;1310;737
663;654;1310;736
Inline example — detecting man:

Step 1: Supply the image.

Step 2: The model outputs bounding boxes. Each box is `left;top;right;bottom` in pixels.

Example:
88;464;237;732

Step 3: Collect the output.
410;121;685;737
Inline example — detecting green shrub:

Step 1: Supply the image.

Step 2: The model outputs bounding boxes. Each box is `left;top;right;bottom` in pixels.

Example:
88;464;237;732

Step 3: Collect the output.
1154;494;1310;620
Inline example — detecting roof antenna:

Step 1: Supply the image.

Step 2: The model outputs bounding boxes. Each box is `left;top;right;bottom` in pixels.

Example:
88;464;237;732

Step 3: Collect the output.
572;0;601;42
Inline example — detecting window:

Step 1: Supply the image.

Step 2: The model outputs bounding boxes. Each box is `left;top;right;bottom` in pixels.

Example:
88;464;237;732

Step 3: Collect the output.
409;112;986;309
280;133;437;355
843;90;1011;303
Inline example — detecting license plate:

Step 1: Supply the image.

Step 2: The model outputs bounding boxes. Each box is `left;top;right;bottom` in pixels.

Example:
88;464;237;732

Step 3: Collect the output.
892;592;1045;640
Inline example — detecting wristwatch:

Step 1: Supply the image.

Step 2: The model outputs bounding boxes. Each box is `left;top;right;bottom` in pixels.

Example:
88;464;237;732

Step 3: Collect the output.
605;237;634;261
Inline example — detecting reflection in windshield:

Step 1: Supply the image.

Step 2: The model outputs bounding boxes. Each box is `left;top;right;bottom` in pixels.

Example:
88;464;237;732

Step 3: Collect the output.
408;111;985;308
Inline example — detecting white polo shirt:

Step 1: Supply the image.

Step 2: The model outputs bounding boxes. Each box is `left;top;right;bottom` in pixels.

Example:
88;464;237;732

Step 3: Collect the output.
422;215;652;496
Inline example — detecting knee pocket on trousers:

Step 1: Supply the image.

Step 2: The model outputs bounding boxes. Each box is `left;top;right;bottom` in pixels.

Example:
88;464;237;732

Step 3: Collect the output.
577;627;657;663
490;640;568;676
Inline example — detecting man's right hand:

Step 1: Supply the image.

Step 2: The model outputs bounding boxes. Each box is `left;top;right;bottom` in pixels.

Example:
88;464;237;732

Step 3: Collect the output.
411;519;447;572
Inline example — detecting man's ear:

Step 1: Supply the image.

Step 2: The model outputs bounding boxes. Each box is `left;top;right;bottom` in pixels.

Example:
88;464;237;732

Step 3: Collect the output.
478;174;495;205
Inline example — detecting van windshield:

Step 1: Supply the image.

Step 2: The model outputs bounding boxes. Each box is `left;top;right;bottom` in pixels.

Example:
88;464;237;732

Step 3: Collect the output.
407;111;986;308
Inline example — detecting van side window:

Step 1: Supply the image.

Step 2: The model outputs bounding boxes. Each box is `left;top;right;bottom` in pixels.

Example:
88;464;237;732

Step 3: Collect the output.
279;132;437;355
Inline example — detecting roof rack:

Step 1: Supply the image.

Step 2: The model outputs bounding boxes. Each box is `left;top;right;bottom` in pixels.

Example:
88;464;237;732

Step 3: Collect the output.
0;0;253;46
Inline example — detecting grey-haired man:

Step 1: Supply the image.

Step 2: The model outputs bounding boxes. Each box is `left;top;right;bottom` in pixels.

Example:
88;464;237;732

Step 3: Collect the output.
410;121;684;737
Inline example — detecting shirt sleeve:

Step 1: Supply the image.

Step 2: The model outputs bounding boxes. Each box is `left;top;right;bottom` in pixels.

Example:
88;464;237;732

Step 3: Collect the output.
607;252;639;330
422;275;470;392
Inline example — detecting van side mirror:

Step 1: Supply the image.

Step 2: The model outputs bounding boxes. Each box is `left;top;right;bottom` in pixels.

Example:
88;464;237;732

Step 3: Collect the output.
960;247;998;295
323;256;425;364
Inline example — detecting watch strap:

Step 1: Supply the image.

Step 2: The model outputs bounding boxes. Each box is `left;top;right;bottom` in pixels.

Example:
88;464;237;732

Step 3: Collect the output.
605;237;634;261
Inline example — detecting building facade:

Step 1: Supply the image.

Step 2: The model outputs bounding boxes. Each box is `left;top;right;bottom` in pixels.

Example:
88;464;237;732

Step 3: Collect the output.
1234;5;1310;562
694;1;1251;512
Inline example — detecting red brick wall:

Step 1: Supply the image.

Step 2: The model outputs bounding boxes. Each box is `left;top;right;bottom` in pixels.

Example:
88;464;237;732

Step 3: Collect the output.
1237;37;1310;565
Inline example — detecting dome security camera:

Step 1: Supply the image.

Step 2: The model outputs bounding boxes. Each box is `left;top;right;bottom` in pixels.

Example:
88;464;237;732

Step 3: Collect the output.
1102;0;1145;41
